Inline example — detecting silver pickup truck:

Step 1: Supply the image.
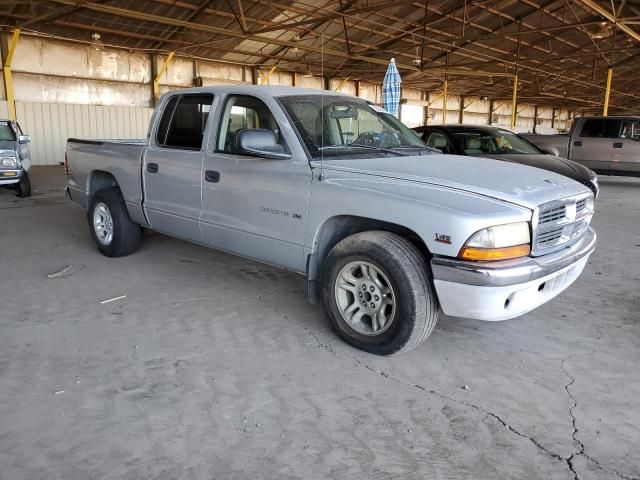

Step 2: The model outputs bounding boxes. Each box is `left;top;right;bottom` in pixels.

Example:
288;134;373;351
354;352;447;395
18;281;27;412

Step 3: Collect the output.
523;116;640;177
0;119;32;197
66;86;597;355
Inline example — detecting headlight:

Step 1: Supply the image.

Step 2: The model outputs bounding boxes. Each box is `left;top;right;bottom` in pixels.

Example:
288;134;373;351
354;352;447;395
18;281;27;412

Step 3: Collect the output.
459;222;531;261
1;157;18;168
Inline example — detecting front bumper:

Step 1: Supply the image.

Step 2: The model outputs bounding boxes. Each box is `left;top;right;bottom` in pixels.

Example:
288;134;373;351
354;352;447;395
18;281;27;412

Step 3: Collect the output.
431;227;596;321
0;169;22;186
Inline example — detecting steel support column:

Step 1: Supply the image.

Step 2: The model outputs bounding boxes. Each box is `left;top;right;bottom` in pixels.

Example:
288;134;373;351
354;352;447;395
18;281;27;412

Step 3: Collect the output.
510;74;519;129
603;67;613;116
442;76;448;125
2;29;21;120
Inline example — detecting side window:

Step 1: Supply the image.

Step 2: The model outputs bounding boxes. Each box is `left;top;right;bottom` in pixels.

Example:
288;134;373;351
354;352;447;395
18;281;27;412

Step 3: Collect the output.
426;132;450;153
156;94;213;150
217;95;283;153
579;119;621;138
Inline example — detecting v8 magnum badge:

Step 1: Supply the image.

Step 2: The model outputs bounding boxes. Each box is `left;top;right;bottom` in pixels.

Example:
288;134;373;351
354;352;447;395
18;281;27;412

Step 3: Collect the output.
435;233;452;244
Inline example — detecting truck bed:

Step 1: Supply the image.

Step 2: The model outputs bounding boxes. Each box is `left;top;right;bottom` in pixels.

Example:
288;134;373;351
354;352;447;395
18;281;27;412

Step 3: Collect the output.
521;133;569;158
66;138;148;225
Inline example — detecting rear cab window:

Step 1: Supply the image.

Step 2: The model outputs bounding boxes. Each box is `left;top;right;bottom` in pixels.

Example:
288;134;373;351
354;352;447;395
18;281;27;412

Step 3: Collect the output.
620;119;640;140
156;94;213;150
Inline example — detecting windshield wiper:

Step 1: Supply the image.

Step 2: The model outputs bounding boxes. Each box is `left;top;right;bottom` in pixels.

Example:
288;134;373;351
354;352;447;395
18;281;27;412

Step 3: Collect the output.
320;144;410;156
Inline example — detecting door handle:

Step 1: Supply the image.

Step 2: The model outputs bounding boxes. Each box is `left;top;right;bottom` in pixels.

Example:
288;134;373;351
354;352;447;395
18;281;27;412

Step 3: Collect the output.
613;142;624;148
205;170;220;183
147;162;159;173
573;141;583;147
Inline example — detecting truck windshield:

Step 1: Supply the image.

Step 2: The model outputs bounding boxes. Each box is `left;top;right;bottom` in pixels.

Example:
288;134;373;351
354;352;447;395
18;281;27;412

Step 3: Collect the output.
452;129;541;155
278;95;427;158
0;121;16;141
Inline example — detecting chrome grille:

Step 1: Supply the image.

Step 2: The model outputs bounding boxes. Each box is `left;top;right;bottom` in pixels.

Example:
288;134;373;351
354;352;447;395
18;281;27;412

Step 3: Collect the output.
532;193;594;256
539;205;566;224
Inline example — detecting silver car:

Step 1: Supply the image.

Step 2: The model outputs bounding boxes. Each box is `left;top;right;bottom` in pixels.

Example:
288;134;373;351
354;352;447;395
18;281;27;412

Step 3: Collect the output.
0;119;32;197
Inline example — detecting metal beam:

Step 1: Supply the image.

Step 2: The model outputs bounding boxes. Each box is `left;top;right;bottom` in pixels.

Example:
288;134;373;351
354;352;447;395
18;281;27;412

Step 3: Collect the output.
576;0;640;43
2;29;20;121
48;0;423;72
153;51;175;104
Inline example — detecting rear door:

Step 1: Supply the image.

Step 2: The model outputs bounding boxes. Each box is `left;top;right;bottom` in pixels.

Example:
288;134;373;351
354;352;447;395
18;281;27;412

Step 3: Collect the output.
570;118;621;170
611;118;640;174
143;93;214;242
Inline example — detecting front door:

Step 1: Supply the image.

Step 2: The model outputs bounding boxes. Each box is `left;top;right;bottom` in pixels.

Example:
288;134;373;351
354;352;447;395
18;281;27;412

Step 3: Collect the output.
143;93;214;242
611;118;640;174
200;94;311;272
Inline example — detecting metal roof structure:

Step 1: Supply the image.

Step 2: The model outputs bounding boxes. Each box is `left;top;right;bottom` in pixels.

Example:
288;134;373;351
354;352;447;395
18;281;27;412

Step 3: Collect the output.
2;0;640;113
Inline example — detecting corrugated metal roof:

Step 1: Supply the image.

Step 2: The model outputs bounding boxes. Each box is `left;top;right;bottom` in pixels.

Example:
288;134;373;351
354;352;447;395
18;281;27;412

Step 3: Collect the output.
2;0;640;112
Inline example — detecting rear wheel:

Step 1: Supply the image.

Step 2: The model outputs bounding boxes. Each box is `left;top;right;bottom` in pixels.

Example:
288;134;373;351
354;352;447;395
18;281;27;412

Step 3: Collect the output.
322;231;439;355
88;188;141;257
15;171;31;198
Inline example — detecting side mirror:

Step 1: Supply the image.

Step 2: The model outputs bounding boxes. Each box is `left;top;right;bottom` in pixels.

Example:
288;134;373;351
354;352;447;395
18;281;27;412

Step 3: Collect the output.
18;135;30;144
234;128;291;160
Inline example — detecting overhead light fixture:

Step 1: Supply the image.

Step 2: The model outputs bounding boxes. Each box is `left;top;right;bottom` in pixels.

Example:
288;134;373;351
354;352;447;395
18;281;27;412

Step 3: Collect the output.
485;76;494;85
481;95;489;101
586;21;613;39
91;32;103;51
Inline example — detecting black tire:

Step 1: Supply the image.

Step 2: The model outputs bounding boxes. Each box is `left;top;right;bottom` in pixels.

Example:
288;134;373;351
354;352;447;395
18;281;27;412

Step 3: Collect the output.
15;171;31;198
322;231;439;356
87;187;141;257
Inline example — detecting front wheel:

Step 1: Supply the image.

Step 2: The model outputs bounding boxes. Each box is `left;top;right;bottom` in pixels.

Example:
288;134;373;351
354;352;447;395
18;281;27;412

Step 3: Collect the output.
88;188;141;257
15;171;31;198
322;231;439;355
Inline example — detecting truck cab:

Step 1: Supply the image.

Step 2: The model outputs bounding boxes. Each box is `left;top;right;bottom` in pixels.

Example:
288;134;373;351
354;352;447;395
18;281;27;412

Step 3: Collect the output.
65;86;597;356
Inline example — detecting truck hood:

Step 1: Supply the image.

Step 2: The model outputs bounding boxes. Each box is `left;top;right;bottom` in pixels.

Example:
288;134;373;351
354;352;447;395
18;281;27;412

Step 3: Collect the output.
478;153;594;182
316;154;590;210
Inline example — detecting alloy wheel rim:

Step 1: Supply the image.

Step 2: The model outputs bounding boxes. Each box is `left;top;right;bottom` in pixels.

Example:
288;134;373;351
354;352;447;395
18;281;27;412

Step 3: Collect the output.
93;202;114;245
334;260;396;336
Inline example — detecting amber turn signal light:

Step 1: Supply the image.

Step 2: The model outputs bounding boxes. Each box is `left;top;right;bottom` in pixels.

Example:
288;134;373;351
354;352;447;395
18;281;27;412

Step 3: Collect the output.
459;244;531;261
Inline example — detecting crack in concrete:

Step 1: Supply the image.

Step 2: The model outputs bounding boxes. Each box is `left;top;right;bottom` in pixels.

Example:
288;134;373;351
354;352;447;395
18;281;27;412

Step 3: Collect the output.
272;306;639;480
561;353;640;480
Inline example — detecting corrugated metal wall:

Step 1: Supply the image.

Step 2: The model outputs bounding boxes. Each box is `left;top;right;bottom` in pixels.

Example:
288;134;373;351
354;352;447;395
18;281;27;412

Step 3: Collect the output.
14;102;153;165
0;101;8;118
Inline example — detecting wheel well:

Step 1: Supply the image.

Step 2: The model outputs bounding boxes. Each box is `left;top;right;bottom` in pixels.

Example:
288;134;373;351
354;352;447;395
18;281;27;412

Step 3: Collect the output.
307;215;431;283
88;171;118;200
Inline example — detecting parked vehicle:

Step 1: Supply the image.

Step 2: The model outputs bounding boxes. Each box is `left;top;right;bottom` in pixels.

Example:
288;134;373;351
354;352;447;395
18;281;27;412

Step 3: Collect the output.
0;119;32;197
65;86;596;355
522;116;640;177
414;125;599;197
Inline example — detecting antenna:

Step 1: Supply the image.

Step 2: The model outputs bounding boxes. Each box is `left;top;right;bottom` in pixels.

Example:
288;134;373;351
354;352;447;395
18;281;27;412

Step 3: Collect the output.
320;32;325;182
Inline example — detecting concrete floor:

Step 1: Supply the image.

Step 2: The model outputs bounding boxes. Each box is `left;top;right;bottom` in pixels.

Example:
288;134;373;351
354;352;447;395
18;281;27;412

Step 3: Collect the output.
0;166;639;480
